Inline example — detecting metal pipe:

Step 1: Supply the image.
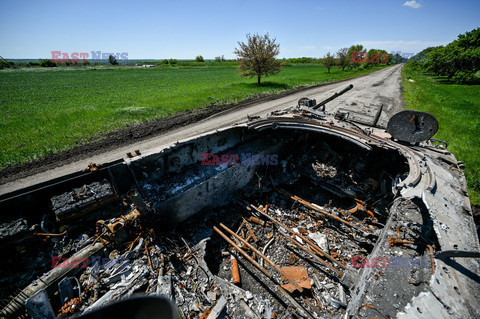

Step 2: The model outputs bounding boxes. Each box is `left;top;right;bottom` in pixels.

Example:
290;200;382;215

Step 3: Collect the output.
276;228;343;277
248;217;265;226
312;84;353;110
219;223;304;293
291;196;359;230
249;204;346;270
213;226;273;279
230;255;241;286
245;223;258;242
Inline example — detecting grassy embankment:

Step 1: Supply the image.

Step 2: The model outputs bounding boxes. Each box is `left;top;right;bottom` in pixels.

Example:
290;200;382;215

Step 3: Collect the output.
0;64;389;169
402;64;480;205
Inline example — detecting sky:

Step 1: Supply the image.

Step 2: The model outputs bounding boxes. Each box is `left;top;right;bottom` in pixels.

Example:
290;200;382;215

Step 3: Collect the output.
0;0;479;60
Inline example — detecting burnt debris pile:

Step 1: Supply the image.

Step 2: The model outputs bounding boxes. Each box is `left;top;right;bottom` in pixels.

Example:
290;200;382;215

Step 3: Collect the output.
0;130;412;319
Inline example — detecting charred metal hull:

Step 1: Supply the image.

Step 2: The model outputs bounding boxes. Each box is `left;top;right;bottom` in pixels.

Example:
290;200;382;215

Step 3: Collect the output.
0;113;478;319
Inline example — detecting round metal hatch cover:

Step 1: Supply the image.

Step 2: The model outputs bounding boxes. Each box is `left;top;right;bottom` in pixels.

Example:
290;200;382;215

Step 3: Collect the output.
387;110;438;143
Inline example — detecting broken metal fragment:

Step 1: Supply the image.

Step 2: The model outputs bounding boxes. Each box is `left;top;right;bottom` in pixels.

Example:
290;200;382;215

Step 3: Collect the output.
206;296;227;319
85;263;150;313
280;266;311;293
238;299;261;319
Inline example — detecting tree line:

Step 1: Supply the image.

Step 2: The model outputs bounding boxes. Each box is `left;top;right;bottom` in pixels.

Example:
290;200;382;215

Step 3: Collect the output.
234;33;393;84
408;28;480;83
283;46;392;74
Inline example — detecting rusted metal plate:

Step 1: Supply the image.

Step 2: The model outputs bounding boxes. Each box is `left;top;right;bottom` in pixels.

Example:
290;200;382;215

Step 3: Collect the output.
280;266;311;293
387;110;438;143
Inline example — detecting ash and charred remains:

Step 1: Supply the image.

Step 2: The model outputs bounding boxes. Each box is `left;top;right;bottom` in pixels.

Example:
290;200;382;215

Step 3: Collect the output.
0;85;479;319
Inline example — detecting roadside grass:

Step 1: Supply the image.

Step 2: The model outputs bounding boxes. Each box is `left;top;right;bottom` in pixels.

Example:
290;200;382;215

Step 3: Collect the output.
0;64;388;169
402;64;480;205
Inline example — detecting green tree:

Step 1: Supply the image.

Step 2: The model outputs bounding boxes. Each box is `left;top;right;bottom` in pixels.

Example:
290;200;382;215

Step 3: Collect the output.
409;46;436;68
336;48;350;71
321;52;336;73
348;44;366;69
195;55;204;62
363;49;390;66
377;50;391;64
424;28;480;83
234;33;282;85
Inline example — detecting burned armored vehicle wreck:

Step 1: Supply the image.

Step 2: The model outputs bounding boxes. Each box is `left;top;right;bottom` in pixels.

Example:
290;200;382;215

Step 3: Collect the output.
0;86;479;319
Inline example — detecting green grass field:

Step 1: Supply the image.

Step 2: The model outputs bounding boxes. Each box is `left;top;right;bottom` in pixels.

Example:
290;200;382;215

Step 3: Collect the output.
402;64;480;205
0;64;388;169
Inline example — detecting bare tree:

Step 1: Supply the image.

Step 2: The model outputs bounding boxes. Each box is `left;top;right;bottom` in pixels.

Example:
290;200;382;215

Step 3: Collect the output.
234;33;282;85
336;48;350;71
321;52;336;73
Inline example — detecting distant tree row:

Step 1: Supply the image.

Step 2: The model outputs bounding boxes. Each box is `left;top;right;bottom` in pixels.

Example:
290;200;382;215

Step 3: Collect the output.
409;28;480;83
280;45;393;73
283;57;321;64
0;57;231;69
233;33;394;85
320;46;391;72
0;59;94;69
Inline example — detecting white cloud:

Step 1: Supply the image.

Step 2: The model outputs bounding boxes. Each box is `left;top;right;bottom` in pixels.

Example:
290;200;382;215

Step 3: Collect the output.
403;1;422;9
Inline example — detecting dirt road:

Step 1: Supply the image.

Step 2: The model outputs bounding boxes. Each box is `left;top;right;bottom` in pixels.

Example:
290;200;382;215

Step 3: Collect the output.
0;64;404;195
